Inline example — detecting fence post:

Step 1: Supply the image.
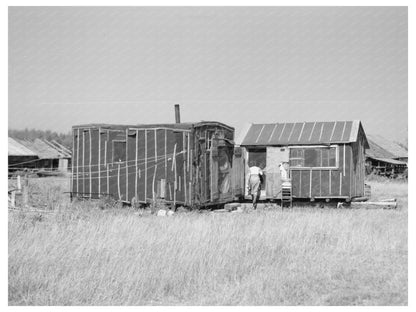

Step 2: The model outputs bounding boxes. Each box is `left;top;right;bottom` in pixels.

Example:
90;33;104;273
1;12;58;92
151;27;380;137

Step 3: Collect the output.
11;191;15;208
17;175;21;191
23;174;29;208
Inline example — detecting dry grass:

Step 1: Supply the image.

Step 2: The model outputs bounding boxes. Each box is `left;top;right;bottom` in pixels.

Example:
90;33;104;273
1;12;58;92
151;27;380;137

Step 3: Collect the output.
8;178;407;305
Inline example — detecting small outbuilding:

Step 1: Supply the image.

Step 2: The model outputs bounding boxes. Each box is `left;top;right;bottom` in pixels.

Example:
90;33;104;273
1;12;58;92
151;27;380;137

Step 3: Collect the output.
71;121;243;207
237;120;369;201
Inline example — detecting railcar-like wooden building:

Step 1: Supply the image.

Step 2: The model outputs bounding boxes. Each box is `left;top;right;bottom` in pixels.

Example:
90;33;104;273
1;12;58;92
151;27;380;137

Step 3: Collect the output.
71;122;243;207
237;120;369;201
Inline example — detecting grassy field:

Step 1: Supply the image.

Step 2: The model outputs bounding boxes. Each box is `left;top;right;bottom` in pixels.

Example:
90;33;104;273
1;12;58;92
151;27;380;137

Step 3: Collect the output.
8;177;408;305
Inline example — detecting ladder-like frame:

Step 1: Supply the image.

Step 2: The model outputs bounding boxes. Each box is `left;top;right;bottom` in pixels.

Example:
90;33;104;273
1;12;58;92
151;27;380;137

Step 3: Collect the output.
281;179;292;208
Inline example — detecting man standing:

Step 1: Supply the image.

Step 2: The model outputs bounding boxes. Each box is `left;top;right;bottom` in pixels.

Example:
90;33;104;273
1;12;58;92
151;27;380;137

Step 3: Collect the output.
246;161;264;210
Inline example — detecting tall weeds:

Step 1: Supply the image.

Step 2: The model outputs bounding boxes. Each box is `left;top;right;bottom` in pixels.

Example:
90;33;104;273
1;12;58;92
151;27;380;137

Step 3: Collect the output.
8;180;408;305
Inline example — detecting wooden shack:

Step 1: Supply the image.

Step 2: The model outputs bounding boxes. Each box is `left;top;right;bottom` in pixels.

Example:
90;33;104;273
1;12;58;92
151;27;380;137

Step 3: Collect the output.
237;120;369;201
71;122;243;207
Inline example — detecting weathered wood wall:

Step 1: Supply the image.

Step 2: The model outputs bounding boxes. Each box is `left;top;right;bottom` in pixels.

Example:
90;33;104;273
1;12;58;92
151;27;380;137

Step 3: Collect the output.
72;126;192;205
72;123;238;207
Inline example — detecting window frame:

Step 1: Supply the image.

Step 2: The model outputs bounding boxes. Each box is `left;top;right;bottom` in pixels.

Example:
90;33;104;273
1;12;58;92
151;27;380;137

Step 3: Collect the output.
289;145;339;170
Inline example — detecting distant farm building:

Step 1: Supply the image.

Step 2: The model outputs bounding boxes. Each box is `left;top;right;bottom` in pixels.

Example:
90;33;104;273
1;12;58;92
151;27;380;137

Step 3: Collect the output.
8;137;72;176
71;121;243;207
8;137;39;173
236;120;369;201
365;134;408;177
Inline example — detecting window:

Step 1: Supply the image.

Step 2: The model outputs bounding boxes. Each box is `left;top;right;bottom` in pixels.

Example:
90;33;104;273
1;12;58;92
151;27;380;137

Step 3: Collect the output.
112;141;126;162
289;146;338;168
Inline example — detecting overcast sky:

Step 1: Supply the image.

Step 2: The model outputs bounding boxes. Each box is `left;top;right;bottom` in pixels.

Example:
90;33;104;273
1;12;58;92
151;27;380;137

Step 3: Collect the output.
8;6;407;142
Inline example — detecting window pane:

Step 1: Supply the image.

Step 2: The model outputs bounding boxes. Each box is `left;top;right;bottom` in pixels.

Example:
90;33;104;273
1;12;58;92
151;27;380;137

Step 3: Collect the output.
290;148;304;167
329;147;336;167
322;148;329;167
305;148;319;167
289;146;337;168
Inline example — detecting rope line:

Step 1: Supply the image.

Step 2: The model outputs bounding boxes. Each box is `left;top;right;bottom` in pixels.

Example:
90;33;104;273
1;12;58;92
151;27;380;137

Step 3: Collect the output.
8;150;186;169
9;156;177;181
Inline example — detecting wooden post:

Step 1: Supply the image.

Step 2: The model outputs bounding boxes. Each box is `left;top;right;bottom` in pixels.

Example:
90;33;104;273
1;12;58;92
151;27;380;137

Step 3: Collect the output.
10;191;16;208
77;128;80;195
117;163;121;200
83;130;85;196
164;129;167;181
17;175;21;191
126;129;129;201
98;129;101;197
172;143;177;207
153;129;158;203
71;130;74;196
135;130;138;202
107;130;109;196
89;129;92;199
183;132;187;204
145;130;147;202
23;175;29;208
160;179;166;198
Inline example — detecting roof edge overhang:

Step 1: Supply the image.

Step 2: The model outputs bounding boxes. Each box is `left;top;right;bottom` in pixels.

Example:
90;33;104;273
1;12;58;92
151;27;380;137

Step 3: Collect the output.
366;156;407;165
353;120;370;149
72;121;234;132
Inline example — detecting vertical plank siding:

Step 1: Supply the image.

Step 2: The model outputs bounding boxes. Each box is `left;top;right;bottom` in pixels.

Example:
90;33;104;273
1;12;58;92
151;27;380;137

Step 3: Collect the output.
127;131;137;202
286;140;368;199
341;145;351;197
90;129;99;197
137;130;146;202
289;143;360;199
320;170;330;196
311;170;320;197
71;123;243;207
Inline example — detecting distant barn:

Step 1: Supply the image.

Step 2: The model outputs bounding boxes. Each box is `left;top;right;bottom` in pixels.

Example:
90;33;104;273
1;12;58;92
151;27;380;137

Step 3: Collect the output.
8;137;72;176
237;120;369;201
8;137;39;174
18;138;72;173
365;134;407;176
71;122;243;207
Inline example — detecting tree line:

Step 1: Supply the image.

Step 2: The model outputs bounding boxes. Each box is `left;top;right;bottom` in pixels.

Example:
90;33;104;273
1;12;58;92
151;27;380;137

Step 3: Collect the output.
8;128;72;149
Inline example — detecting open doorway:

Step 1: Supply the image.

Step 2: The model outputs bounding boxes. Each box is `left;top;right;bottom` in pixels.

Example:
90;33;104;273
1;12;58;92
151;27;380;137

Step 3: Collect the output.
247;148;267;191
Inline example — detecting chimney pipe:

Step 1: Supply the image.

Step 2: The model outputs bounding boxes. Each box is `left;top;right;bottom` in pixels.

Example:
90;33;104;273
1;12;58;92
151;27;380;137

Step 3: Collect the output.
174;104;181;124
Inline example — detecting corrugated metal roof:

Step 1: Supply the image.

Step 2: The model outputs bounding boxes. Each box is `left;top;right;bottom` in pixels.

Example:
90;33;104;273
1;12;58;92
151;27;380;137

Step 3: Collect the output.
366;139;396;159
18;139;69;159
366;134;408;159
8;137;38;156
241;120;368;147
